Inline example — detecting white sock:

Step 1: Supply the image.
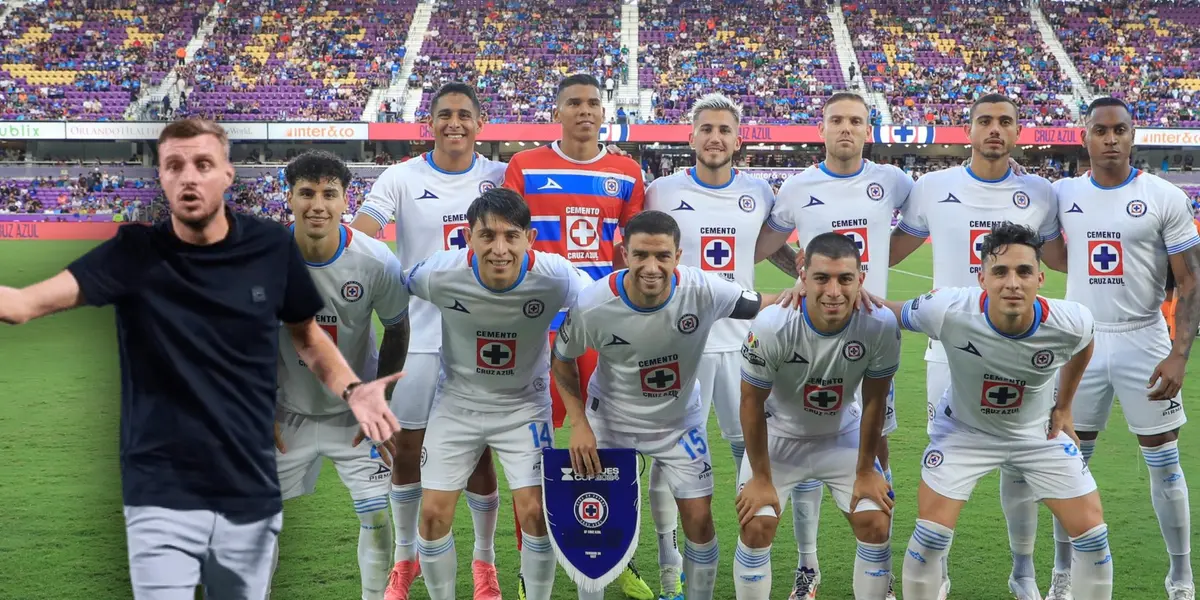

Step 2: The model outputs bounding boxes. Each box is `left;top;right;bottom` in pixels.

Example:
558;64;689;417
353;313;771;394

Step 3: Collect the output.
902;520;954;600
520;534;556;600
733;538;772;600
416;533;456;600
791;479;823;571
464;490;499;564
389;483;422;563
730;441;746;478
355;500;393;600
683;536;719;600
1070;523;1114;600
650;462;682;569
999;469;1038;580
1142;441;1193;585
854;539;892;599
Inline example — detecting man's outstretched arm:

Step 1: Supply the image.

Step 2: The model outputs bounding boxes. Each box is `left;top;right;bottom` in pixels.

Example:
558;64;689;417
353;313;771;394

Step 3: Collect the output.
0;271;87;325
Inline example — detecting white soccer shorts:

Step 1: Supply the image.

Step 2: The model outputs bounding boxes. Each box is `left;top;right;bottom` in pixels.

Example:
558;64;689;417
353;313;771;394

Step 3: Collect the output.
421;397;552;492
698;351;744;444
1069;319;1187;436
736;428;885;518
920;411;1098;502
388;352;442;430
591;420;715;500
275;409;392;502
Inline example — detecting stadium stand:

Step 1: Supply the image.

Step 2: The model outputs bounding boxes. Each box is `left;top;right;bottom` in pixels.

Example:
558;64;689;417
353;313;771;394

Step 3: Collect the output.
1043;0;1200;127
176;0;413;121
408;0;627;123
637;0;843;125
844;0;1075;126
0;0;203;120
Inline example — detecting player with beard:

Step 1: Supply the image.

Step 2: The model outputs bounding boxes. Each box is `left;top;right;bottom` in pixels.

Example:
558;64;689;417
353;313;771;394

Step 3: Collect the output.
887;94;1065;600
0;119;401;600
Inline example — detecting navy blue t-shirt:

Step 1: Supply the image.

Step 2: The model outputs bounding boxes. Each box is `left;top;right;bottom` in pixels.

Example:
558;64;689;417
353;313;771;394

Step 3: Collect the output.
66;210;324;521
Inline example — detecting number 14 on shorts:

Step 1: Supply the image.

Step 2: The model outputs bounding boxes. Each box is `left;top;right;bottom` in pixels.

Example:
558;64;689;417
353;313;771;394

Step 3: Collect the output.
678;428;708;459
529;422;553;448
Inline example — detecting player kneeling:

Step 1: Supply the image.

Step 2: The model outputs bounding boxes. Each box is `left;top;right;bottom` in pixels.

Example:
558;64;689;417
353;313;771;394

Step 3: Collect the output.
733;232;900;600
552;210;776;600
404;188;595;600
878;222;1113;600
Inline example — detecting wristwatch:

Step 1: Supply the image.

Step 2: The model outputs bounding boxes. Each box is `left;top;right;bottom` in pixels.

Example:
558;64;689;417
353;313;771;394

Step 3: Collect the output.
342;381;363;402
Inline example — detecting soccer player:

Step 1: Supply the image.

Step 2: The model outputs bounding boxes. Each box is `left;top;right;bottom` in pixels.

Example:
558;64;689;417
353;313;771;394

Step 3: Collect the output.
1043;97;1200;600
504;72;651;599
271;150;411;600
733;232;900;600
888;93;1065;600
0;119;400;600
553;210;777;600
351;83;507;600
882;222;1112;600
404;187;594;600
642;92;784;600
753;90;913;600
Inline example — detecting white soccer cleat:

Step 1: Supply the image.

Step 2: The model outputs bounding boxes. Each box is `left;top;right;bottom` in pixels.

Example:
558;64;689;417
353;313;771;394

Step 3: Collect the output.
1008;575;1043;600
938;576;951;600
1166;576;1196;600
1045;569;1072;600
885;573;897;600
787;567;820;600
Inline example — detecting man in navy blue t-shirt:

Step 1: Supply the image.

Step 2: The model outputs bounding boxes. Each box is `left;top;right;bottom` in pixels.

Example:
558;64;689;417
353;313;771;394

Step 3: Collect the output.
0;119;403;600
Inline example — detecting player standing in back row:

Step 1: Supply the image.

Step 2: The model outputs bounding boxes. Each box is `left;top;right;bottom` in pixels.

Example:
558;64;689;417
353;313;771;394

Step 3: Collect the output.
643;92;785;600
352;83;507;600
272;151;412;600
504;72;653;600
1042;97;1200;600
888;93;1066;600
754;91;913;600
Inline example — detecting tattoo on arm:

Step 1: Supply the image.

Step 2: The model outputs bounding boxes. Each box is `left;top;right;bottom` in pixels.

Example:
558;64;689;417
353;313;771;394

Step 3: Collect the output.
1173;246;1200;356
768;243;799;278
377;317;411;379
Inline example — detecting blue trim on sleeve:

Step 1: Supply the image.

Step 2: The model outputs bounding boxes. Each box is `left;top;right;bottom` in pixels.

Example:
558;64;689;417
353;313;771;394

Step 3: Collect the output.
740;370;773;389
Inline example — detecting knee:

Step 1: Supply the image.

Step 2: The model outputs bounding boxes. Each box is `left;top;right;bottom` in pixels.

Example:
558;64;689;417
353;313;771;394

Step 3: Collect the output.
680;507;715;542
852;511;891;544
514;492;545;535
419;496;455;536
739;516;778;548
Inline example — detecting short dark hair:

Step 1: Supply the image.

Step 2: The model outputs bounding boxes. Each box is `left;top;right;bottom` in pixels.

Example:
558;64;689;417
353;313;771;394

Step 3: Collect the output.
623;210;681;247
805;232;862;268
285;150;352;190
824;92;870;114
1085;97;1131;120
979;221;1043;264
557;73;601;99
430;82;482;116
467;187;531;230
969;93;1019;122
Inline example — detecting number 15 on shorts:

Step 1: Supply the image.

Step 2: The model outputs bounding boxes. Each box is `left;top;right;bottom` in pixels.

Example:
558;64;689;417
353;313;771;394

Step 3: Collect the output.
529;422;553;448
678;428;708;459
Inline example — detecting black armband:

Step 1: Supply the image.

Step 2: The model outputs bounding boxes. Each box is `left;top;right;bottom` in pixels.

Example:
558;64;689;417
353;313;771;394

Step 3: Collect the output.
729;290;762;320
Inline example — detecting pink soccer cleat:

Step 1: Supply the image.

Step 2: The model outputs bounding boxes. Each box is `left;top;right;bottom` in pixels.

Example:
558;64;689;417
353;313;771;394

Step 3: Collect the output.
384;560;420;600
473;560;503;600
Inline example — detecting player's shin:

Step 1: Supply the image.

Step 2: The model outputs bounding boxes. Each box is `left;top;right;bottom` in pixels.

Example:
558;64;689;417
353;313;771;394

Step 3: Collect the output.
464;490;499;565
791;479;823;572
355;497;394;600
415;533;456;600
851;511;892;600
679;497;718;600
1069;524;1113;600
1141;440;1193;586
515;487;555;600
1053;438;1096;575
999;469;1038;581
390;429;424;565
650;462;683;572
901;519;954;600
734;536;773;600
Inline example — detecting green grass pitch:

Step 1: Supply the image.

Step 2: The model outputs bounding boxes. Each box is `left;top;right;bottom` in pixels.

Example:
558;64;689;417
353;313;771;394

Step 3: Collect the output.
0;240;1196;599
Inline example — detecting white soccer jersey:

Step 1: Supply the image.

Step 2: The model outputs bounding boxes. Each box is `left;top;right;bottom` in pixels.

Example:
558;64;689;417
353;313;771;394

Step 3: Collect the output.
1055;169;1200;324
740;302;901;439
554;265;760;433
895;166;1060;362
278;226;411;416
900;287;1094;438
406;248;592;412
357;152;507;353
644;168;775;352
768;160;914;296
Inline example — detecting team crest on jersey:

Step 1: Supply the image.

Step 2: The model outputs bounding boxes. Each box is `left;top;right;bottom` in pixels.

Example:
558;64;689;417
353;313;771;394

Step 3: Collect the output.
567;216;600;251
981;377;1025;413
1032;349;1055;369
923;449;944;469
443;222;469;250
341;281;364;302
574;492;609;528
738;194;756;212
677;313;699;334
476;336;517;373
479;180;496;193
866;182;885;201
1012;191;1031;209
835;227;870;263
640;360;681;396
1087;240;1123;277
524;299;545;319
420;446;427;467
968;228;990;266
700;235;736;272
803;384;844;413
602;177;621;197
1126;199;1147;218
842;341;865;361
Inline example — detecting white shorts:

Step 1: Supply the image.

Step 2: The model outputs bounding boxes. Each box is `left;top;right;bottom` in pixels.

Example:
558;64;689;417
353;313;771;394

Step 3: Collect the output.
921;412;1098;502
276;409;392;501
736;428;884;518
1070;319;1186;436
698;351;743;443
926;360;950;435
421;399;552;492
389;352;442;430
592;420;715;500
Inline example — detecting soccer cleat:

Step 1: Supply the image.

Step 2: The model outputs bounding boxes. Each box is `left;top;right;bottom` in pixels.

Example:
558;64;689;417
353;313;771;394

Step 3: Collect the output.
1008;575;1043;600
787;567;820;600
1045;569;1072;600
384;560;420;600
472;560;502;600
886;573;897;600
657;565;684;600
938;577;951;600
617;561;655;600
517;574;527;600
1166;576;1196;600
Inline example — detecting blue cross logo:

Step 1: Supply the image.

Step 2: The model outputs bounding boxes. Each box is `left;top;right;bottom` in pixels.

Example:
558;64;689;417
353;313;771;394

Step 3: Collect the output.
584;503;598;518
647;368;676;389
1092;245;1118;271
894;126;914;143
448;226;467;249
809;390;839;409
705;240;731;266
988;386;1019;407
481;343;511;366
